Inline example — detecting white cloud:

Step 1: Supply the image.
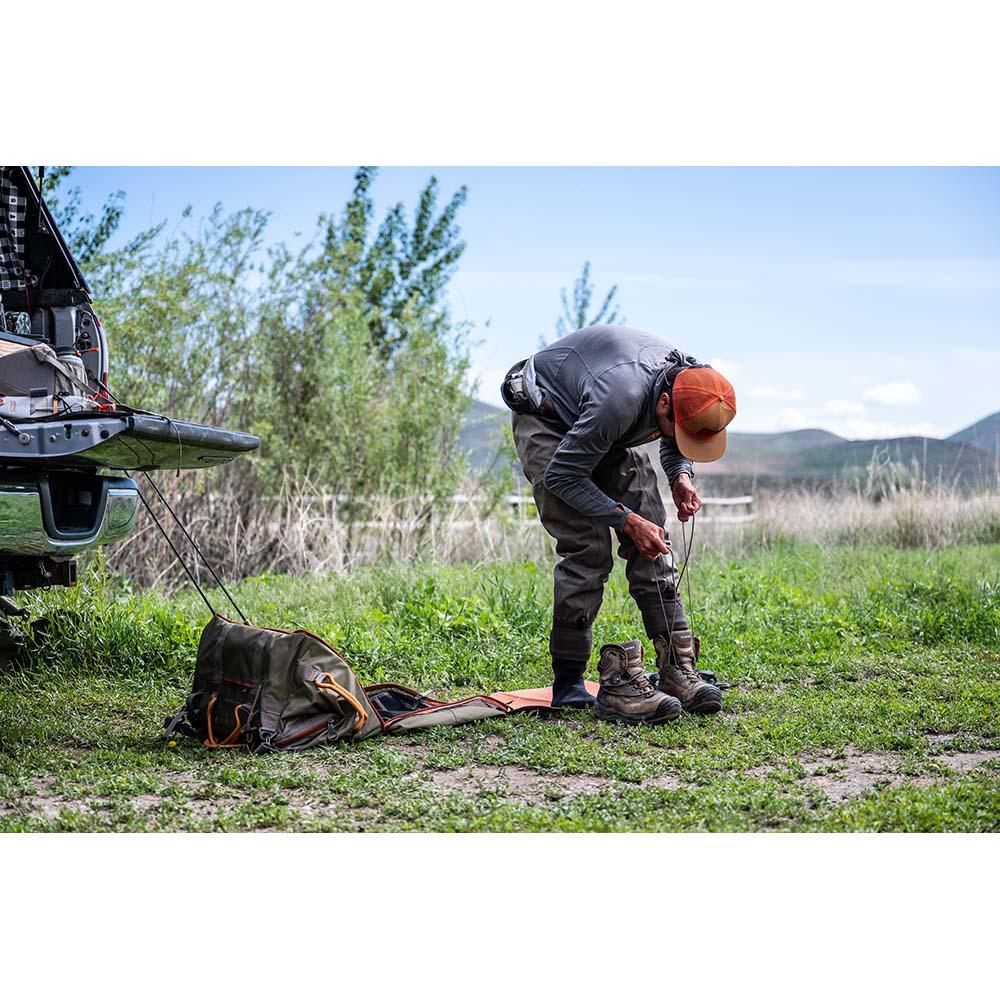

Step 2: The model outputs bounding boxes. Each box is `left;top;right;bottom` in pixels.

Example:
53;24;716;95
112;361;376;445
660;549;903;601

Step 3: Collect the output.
724;349;991;439
824;399;867;415
750;386;806;401
862;379;923;407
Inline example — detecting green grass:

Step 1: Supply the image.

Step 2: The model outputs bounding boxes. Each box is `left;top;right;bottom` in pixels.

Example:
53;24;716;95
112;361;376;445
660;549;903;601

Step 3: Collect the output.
1;544;998;831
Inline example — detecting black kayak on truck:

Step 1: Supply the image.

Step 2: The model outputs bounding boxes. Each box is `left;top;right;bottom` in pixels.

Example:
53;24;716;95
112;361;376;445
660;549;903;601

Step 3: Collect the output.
0;165;259;597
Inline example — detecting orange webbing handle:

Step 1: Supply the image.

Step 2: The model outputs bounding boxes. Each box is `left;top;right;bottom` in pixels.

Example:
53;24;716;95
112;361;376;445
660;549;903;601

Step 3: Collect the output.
203;695;246;749
314;673;368;733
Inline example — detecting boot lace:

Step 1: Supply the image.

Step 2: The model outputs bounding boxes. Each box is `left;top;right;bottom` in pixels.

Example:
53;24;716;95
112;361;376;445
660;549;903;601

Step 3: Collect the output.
623;666;657;697
671;649;702;684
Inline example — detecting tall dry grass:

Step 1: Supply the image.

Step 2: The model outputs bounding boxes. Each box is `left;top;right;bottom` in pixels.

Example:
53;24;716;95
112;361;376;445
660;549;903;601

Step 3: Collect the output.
106;468;544;589
104;463;1000;593
688;489;1000;553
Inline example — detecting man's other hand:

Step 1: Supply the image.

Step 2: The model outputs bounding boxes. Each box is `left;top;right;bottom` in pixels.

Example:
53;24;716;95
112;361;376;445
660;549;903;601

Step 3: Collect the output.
623;511;670;560
671;474;702;522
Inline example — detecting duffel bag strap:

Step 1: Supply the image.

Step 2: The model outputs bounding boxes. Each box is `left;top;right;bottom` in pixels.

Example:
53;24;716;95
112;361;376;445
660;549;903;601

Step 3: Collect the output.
203;695;250;749
161;705;200;744
314;673;369;734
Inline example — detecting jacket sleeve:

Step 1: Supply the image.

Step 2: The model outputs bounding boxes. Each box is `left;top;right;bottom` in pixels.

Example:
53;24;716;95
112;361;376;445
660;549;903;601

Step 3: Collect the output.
541;378;641;530
659;436;694;487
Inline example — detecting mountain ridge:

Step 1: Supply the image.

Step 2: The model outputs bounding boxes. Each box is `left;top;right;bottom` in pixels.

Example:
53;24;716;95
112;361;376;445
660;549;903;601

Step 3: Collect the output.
460;398;1000;484
947;411;1000;460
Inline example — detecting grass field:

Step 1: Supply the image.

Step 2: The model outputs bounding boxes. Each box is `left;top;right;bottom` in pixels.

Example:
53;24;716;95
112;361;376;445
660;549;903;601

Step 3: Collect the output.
1;543;998;832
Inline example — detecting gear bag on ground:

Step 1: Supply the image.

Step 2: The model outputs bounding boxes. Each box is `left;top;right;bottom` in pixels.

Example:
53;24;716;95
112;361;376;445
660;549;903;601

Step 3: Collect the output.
163;615;554;752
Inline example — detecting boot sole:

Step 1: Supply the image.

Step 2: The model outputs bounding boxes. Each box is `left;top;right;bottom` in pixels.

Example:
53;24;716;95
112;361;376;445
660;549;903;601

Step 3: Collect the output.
593;701;681;725
649;672;724;715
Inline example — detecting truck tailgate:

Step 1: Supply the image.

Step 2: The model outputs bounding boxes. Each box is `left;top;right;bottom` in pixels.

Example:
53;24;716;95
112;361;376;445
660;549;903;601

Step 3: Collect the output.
0;414;260;471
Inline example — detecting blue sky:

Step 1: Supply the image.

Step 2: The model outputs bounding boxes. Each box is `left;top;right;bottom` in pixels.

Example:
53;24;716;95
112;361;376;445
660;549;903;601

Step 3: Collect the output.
72;167;1000;439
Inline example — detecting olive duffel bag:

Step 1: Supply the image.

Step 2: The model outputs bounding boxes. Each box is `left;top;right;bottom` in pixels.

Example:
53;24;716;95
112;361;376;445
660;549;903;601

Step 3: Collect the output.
163;616;511;752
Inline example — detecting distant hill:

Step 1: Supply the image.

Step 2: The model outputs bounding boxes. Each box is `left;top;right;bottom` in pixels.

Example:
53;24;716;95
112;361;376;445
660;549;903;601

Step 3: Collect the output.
458;398;509;471
780;435;994;483
948;411;1000;461
705;428;845;476
459;399;1000;487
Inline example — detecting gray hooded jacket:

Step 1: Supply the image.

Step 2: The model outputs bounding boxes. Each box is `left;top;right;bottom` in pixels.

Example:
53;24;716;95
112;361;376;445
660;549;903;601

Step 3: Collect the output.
522;325;700;530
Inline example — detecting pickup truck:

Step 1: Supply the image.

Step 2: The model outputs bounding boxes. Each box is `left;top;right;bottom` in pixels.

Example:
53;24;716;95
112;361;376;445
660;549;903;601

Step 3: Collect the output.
0;166;259;599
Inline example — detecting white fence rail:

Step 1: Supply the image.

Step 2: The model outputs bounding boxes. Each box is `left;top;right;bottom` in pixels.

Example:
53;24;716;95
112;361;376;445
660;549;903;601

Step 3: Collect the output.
266;492;755;529
505;492;754;524
700;495;755;524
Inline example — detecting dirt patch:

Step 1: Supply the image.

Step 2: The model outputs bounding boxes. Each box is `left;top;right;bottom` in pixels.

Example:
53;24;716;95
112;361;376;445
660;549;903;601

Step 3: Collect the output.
640;774;682;791
416;762;683;804
420;764;613;804
0;770;361;828
746;742;1000;803
0;776;75;820
803;752;917;803
6;735;997;824
926;749;1000;772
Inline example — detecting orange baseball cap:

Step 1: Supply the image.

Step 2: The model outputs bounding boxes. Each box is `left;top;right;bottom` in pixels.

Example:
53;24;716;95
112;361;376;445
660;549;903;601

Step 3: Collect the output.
671;367;737;463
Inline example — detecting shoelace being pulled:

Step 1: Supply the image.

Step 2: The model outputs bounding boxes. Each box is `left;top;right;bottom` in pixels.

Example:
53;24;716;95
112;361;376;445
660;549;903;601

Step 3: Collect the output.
669;647;702;684
622;664;658;697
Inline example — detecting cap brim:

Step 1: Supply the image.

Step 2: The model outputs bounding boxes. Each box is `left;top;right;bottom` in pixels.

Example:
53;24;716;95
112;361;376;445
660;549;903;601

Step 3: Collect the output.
675;425;727;463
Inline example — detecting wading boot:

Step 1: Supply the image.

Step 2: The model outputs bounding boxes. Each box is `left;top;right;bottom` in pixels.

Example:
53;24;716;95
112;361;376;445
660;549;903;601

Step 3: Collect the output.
653;630;723;715
551;659;596;709
594;640;681;725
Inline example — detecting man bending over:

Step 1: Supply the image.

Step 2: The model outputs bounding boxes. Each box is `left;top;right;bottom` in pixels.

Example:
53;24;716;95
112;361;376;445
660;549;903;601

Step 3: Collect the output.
501;325;737;724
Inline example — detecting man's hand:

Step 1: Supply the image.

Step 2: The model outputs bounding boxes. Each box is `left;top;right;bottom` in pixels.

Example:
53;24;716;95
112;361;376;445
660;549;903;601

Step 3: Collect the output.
671;474;702;522
623;511;670;561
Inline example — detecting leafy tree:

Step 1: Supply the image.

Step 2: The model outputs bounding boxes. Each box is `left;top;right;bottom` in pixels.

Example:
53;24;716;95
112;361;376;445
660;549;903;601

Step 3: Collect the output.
554;260;623;340
318;167;468;355
92;204;270;432
261;222;472;510
34;166;481;570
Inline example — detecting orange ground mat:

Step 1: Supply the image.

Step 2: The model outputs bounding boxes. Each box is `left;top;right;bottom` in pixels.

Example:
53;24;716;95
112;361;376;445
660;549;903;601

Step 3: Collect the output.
489;680;600;712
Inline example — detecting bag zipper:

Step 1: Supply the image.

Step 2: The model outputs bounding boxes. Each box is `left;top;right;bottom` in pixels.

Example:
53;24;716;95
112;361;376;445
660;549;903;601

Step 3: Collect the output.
273;712;335;749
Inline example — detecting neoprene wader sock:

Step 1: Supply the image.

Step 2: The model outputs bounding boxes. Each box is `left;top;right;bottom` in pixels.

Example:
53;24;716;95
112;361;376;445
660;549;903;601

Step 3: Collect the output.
551;658;596;708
